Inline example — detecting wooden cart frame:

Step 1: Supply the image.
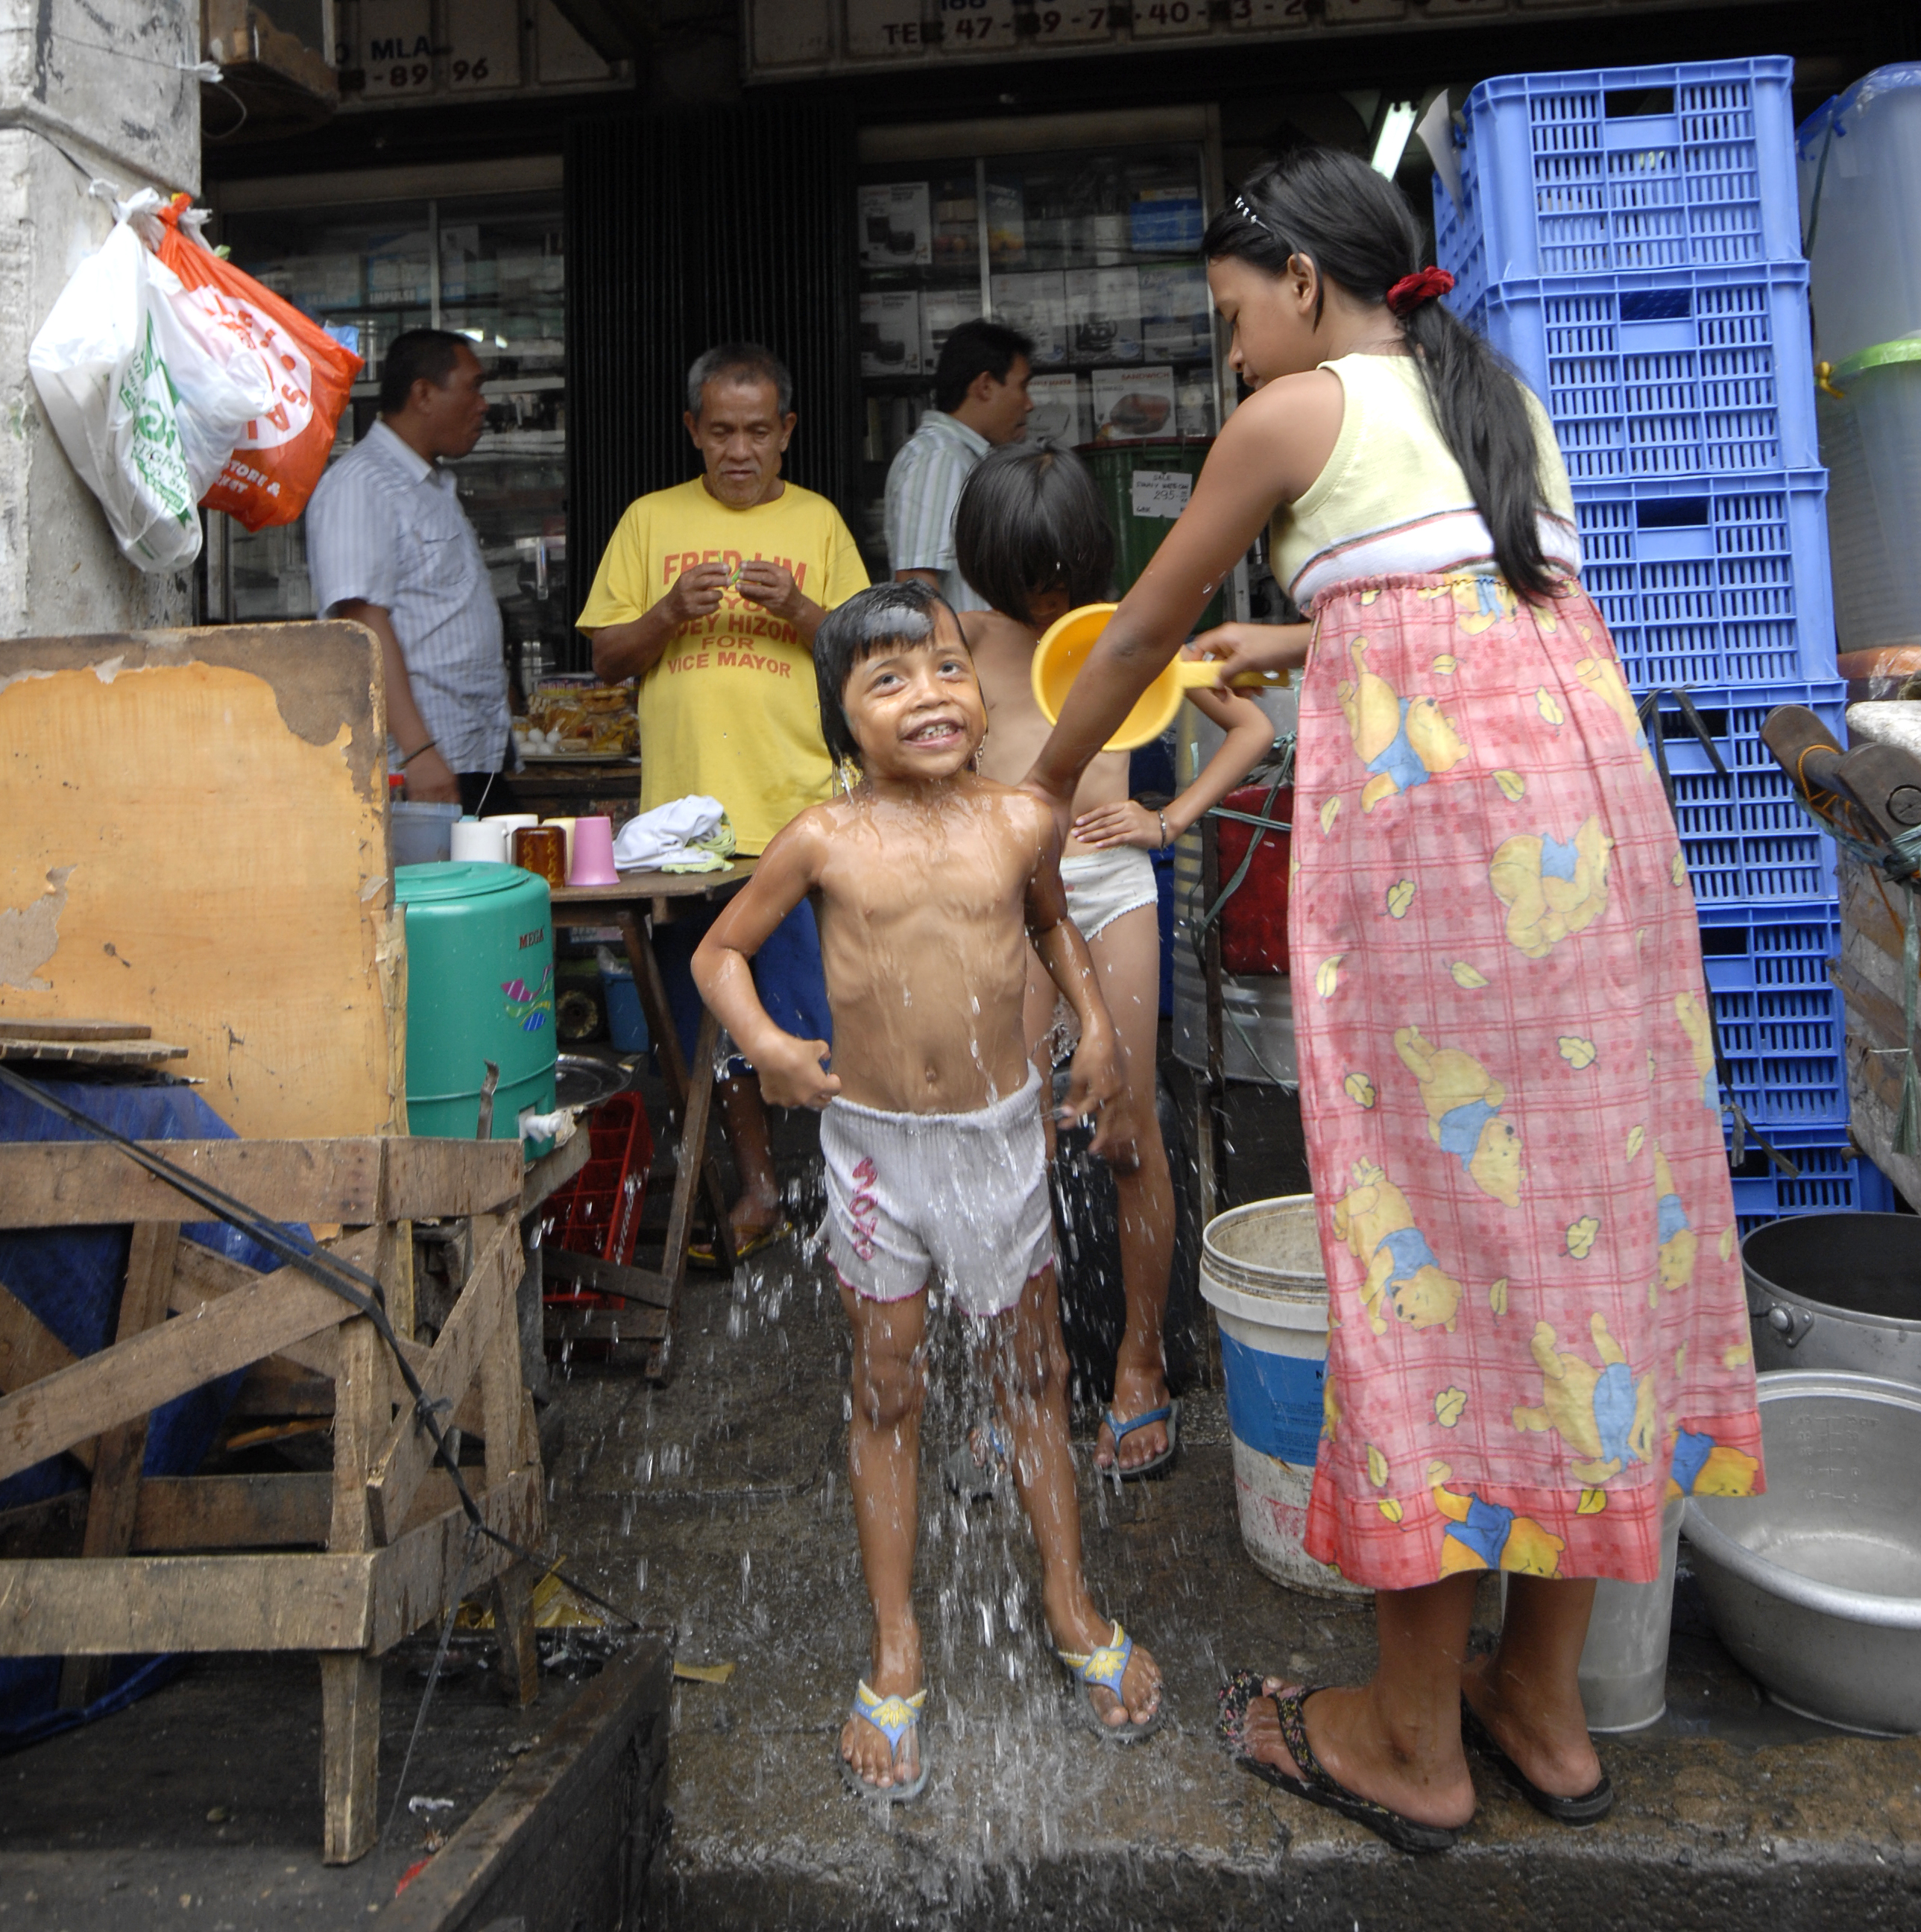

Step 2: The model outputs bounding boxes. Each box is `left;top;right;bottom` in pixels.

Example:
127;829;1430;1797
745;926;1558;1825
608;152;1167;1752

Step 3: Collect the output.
0;1133;542;1863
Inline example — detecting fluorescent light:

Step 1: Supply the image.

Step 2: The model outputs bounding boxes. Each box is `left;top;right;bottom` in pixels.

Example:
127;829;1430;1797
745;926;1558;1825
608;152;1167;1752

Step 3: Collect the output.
1371;101;1419;178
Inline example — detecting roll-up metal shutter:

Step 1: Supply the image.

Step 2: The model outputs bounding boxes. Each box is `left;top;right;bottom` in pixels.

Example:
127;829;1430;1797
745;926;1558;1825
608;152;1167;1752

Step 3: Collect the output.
564;101;859;669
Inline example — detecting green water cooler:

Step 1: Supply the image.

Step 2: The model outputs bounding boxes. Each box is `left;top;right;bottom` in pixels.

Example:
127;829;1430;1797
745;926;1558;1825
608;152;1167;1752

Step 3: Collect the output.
1081;438;1223;630
395;861;556;1144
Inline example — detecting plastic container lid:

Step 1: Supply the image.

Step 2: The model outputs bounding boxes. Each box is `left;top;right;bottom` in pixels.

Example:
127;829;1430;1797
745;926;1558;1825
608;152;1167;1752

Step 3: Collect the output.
394;859;537;906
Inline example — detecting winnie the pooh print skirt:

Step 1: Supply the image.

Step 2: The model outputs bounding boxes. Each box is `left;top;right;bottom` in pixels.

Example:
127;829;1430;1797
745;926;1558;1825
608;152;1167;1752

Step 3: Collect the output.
1293;572;1765;1589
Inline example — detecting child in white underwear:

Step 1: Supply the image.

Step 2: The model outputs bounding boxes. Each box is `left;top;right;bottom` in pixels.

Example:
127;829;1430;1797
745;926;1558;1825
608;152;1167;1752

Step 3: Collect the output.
953;442;1275;1479
692;579;1164;1803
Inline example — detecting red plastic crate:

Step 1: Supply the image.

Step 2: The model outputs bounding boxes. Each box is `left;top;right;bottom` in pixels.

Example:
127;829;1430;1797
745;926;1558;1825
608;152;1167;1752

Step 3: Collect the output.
540;1093;653;1307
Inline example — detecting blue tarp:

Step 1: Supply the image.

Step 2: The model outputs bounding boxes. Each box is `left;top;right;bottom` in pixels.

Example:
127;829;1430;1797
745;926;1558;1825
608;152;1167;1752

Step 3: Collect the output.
0;1079;300;1746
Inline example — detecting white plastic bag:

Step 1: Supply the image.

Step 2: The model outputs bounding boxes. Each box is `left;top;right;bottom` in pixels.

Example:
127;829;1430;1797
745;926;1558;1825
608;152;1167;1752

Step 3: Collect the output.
28;199;273;572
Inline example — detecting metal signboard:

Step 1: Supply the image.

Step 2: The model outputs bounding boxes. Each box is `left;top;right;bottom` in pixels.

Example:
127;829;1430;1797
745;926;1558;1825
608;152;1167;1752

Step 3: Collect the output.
748;0;1751;79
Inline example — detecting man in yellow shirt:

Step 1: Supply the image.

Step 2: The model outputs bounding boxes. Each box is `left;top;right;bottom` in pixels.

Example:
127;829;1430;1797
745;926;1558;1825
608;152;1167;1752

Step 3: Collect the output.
578;343;868;1257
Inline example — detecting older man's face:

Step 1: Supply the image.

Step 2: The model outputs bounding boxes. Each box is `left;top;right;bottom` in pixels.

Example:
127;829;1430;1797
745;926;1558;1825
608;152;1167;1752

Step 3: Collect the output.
685;376;795;508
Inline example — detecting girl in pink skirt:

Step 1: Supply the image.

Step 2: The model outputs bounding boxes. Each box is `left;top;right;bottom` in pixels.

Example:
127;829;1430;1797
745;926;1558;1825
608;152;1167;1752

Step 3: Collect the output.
1026;144;1764;1853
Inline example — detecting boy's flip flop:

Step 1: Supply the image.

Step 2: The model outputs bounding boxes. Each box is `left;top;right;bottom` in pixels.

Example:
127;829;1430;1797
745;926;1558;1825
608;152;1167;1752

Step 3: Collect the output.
1098;1399;1180;1484
942;1419;1012;1502
1460;1697;1614;1826
1217;1670;1462;1855
838;1681;930;1804
1056;1621;1163;1745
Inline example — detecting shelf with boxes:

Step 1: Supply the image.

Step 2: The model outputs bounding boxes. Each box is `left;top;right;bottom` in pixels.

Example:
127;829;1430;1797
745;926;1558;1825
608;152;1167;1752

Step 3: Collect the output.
854;138;1223;576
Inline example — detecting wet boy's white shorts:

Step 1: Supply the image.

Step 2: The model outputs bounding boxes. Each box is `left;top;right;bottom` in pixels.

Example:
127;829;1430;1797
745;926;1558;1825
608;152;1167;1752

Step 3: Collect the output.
819;1066;1056;1316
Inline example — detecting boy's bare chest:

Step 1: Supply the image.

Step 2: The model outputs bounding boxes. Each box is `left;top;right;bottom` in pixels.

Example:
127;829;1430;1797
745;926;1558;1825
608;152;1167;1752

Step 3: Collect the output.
829;846;1025;929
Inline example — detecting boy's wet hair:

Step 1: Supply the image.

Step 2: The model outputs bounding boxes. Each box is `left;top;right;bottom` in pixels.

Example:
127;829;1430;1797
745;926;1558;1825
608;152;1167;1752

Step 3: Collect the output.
814;579;962;768
953;442;1116;631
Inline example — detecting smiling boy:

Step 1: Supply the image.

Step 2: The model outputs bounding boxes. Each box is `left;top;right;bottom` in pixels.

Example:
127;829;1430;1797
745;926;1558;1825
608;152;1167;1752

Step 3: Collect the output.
692;579;1164;1801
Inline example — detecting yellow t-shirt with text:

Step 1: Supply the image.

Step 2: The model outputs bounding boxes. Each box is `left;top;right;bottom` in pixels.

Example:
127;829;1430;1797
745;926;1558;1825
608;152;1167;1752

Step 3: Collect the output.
575;477;869;853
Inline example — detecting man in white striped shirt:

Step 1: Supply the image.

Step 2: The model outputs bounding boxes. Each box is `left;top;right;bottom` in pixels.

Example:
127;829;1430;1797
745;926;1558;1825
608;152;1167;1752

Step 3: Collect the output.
307;330;509;808
884;319;1034;610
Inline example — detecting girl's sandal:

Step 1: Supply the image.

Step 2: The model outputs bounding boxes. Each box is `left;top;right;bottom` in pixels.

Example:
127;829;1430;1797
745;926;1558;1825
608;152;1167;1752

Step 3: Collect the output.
1217;1669;1462;1855
1097;1399;1181;1486
1056;1622;1164;1744
1460;1697;1614;1826
838;1681;930;1804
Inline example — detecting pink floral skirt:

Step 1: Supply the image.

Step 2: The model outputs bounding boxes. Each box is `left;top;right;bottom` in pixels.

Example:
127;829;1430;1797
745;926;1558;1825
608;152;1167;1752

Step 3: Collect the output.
1291;573;1764;1589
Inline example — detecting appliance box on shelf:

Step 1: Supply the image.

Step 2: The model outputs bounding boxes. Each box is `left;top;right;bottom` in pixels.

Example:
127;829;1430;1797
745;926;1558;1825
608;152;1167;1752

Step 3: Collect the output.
1066;268;1142;364
1092;366;1177;441
921;289;983;370
1025;370;1086;447
994;271;1068;367
859;291;922;376
1140;263;1211;362
859;181;932;268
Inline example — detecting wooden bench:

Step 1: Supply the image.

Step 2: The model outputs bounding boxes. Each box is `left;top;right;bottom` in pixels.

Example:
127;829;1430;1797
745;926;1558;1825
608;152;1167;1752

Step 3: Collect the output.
0;1133;542;1863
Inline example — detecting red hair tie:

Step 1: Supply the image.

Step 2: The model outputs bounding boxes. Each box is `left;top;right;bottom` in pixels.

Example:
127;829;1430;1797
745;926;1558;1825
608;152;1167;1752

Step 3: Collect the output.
1386;266;1455;316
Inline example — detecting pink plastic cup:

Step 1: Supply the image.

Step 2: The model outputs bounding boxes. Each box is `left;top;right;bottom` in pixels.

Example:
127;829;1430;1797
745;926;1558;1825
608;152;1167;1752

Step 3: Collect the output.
569;815;620;886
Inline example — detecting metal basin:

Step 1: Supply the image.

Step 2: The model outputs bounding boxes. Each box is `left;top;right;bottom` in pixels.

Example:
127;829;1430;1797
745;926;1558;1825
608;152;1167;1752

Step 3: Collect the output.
555;1053;630;1112
1742;1211;1921;1385
1684;1371;1921;1735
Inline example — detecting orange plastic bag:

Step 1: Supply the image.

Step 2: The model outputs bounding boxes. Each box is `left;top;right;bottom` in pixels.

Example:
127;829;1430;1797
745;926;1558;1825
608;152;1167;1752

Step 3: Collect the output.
154;196;364;530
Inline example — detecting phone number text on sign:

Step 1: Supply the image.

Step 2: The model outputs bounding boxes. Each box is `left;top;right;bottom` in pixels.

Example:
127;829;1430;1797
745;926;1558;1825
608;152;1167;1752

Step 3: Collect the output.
844;0;1113;54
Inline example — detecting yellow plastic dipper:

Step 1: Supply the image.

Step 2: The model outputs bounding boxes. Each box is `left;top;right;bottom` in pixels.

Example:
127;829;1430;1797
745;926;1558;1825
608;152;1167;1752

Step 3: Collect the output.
1029;602;1290;752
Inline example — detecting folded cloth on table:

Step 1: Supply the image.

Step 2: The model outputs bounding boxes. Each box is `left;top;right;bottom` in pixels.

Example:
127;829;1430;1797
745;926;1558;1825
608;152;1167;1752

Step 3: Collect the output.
612;795;736;871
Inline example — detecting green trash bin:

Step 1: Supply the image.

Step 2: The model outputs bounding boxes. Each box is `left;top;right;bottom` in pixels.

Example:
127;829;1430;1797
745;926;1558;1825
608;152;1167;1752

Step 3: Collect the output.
1080;438;1223;631
394;860;557;1146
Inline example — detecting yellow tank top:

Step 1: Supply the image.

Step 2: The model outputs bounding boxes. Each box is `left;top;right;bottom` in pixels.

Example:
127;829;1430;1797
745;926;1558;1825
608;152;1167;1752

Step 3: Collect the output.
1269;353;1578;610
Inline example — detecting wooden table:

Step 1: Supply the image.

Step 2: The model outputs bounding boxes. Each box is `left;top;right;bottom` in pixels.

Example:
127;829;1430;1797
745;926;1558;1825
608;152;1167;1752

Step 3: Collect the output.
545;860;757;1377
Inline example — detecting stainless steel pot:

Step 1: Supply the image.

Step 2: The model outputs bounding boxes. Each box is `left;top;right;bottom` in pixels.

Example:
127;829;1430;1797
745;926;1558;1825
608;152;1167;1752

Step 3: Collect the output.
1741;1211;1921;1385
1683;1371;1921;1736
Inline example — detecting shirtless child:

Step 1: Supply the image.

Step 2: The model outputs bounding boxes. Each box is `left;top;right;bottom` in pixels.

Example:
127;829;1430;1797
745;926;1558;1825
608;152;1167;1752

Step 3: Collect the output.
693;579;1164;1802
953;443;1275;1476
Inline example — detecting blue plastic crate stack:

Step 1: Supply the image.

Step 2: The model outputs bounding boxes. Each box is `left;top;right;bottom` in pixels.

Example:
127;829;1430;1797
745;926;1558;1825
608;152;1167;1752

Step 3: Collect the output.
1434;58;1887;1226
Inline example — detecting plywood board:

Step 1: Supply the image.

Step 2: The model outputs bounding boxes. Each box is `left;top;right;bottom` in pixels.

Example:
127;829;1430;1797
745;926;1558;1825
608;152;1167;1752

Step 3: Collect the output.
0;625;401;1138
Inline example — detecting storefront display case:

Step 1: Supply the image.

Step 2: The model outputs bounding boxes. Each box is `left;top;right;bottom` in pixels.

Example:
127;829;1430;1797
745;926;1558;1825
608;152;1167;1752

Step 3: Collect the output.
209;183;568;707
855;108;1237;613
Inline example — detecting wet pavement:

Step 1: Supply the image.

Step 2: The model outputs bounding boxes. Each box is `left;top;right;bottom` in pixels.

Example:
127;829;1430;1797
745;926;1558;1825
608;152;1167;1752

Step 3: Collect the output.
540;1101;1921;1932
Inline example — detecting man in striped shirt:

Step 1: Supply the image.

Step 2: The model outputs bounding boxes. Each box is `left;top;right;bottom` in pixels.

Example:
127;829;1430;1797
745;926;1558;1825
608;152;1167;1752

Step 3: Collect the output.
308;329;509;809
884;319;1034;610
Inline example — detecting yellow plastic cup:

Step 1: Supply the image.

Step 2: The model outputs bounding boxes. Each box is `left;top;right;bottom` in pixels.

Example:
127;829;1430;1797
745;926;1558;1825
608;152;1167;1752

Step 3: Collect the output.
1029;602;1290;752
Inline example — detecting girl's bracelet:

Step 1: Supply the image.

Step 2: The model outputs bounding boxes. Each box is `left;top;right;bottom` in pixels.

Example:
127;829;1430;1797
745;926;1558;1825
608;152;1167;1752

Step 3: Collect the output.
398;738;439;768
1158;809;1170;850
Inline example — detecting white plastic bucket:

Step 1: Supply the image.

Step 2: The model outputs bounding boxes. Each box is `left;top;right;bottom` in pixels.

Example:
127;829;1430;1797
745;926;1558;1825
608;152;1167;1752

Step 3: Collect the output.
1494;1491;1684;1731
1201;1197;1366;1598
1577;1494;1685;1731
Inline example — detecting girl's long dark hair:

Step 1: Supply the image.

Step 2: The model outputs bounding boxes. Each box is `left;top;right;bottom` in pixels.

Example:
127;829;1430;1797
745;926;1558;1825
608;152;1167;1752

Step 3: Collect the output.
1203;145;1560;602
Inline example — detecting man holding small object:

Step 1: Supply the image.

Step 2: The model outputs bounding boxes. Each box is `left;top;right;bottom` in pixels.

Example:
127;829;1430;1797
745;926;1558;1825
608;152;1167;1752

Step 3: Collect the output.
578;341;868;1261
307;328;511;809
